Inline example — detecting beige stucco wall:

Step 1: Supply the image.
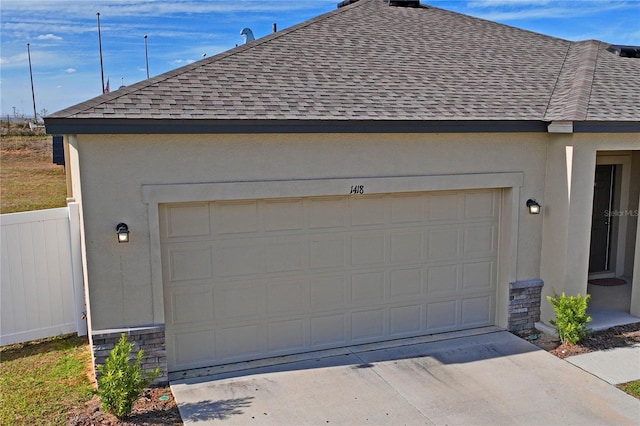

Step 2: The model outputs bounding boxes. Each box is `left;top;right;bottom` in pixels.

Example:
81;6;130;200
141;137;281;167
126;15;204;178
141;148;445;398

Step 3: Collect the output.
69;130;638;330
539;133;640;324
72;132;550;330
625;151;640;277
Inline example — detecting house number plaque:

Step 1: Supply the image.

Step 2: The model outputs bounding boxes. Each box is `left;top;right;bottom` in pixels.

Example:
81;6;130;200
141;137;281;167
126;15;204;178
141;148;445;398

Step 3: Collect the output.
350;185;364;195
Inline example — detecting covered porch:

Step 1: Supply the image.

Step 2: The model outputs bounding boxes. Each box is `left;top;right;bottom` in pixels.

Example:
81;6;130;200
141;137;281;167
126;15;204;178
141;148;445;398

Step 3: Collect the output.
540;142;640;330
587;277;639;330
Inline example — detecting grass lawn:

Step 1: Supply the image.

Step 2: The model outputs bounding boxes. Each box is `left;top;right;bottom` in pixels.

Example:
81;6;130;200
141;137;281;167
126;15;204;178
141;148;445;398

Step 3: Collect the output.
0;334;94;425
0;135;67;213
619;380;640;399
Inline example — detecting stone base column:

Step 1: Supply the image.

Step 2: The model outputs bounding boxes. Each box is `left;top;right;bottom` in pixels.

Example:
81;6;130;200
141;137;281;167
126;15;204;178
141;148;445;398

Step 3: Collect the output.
91;324;168;386
508;279;544;332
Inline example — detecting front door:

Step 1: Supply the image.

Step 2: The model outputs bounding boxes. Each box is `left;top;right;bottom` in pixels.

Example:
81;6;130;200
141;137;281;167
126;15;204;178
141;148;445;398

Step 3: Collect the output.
589;165;615;273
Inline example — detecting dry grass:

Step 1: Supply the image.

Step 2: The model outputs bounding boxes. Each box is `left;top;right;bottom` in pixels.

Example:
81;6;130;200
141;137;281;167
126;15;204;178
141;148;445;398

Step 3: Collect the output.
0;135;67;213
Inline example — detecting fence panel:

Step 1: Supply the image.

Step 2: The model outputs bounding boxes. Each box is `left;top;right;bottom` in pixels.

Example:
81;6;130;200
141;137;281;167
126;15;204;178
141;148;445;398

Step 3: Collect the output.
1;205;85;345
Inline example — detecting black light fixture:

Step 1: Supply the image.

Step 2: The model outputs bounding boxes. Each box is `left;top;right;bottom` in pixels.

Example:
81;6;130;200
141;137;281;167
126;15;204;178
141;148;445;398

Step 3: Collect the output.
116;223;130;243
526;199;541;215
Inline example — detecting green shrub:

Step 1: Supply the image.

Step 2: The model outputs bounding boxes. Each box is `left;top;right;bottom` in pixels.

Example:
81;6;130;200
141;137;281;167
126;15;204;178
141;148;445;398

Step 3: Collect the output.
546;292;592;345
96;334;161;417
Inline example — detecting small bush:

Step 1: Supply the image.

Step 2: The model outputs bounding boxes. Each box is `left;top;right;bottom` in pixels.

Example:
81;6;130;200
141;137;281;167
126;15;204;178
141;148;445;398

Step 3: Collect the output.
547;292;591;345
96;334;161;418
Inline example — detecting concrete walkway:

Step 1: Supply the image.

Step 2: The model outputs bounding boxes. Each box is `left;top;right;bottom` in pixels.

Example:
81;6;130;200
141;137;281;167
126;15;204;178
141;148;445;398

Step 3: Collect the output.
566;344;640;385
171;330;640;425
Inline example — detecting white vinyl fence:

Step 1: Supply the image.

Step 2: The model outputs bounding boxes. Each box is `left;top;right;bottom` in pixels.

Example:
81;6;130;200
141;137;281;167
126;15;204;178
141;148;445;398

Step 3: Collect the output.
1;203;86;345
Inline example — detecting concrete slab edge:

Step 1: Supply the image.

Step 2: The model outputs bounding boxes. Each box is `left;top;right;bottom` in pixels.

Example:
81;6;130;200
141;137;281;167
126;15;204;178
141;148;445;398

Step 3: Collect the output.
169;326;503;383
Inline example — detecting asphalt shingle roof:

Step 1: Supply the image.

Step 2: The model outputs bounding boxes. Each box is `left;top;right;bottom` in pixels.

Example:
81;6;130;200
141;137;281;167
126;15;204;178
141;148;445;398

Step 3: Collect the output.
48;0;640;126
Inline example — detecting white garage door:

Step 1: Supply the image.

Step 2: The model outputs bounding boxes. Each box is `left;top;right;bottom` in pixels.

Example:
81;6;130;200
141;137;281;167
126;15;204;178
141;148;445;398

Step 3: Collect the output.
160;189;499;372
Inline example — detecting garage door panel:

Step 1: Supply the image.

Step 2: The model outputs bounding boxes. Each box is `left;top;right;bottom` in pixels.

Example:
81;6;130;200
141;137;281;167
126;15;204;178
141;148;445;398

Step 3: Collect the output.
390;230;423;264
164;203;211;239
463;224;497;256
216;324;262;361
213;282;267;321
265;238;308;273
351;309;385;342
161;189;499;372
308;197;347;229
264;199;304;231
215;240;266;277
461;296;493;326
389;267;422;300
213;201;258;235
310;236;346;269
168;287;214;326
426;300;458;331
389;304;423;334
351;271;385;305
351;232;385;265
310;275;347;311
427;193;462;222
464;191;496;219
310;314;346;347
267;319;306;352
172;330;215;370
426;263;460;297
166;244;213;282
350;196;387;226
391;193;425;223
462;261;494;291
267;279;308;315
426;227;461;260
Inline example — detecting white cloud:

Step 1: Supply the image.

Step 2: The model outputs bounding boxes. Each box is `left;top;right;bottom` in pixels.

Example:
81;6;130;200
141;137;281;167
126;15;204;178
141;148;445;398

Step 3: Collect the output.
170;59;196;65
0;52;29;67
0;0;337;19
463;2;632;21
467;0;551;7
36;33;62;40
65;68;76;73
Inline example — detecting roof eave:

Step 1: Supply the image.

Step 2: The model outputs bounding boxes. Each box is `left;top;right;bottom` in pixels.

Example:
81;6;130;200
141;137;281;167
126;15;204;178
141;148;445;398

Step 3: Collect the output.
44;118;552;135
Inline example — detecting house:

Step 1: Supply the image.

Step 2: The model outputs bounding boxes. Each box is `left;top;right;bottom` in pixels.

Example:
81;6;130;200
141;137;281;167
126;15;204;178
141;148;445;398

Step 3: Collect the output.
45;0;640;383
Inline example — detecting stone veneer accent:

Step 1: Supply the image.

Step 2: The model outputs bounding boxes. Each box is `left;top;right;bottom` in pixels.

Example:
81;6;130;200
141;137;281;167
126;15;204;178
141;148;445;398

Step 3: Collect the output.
91;324;168;386
508;279;544;332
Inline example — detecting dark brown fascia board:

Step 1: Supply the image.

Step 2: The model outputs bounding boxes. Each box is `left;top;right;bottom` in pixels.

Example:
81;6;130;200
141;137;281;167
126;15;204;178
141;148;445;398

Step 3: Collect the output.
44;118;550;135
572;121;640;133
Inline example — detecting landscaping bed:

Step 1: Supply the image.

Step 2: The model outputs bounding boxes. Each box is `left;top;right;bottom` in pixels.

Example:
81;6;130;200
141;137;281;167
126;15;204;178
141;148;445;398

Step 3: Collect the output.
67;387;182;426
516;322;640;359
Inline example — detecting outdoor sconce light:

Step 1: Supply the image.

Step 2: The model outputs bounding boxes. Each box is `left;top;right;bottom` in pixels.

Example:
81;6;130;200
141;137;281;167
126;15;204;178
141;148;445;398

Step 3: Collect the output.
116;223;130;243
526;199;541;214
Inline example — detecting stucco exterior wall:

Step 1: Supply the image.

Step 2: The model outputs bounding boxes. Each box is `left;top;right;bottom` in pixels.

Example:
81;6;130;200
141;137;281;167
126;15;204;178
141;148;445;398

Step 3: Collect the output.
539;133;640;324
73;132;549;330
625;151;640;277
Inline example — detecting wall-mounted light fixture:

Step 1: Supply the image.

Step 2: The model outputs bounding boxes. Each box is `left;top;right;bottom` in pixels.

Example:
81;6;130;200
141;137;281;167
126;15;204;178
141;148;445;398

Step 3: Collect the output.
116;223;130;243
526;199;541;215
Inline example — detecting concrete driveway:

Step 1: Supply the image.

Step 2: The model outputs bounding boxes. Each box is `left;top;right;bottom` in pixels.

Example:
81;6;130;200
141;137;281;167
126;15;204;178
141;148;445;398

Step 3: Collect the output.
171;328;640;425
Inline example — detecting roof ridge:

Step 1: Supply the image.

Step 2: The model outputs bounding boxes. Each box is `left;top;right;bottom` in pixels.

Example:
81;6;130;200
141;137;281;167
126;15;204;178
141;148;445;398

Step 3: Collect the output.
544;40;601;121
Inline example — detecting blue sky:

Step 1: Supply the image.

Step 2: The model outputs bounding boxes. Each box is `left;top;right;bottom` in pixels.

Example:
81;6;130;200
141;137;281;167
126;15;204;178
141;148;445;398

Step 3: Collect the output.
1;0;639;118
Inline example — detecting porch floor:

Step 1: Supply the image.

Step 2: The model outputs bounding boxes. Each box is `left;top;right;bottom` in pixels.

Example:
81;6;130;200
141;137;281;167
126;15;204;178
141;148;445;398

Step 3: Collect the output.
587;279;639;331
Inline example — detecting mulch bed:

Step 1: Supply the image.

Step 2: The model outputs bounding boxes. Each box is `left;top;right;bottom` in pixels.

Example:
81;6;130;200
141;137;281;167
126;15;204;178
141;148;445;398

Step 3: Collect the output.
68;322;640;424
67;387;182;426
515;322;640;359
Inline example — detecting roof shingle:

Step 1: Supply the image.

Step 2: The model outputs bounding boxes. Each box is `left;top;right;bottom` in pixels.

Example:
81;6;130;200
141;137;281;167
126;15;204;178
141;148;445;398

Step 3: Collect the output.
47;0;640;126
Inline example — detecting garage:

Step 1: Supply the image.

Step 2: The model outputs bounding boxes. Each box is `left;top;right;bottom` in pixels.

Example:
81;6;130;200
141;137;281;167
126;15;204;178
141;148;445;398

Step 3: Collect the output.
160;189;499;372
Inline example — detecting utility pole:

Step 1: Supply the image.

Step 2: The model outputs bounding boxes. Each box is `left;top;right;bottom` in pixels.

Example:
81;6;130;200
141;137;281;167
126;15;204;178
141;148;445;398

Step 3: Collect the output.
97;12;105;93
144;34;149;79
27;43;37;122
